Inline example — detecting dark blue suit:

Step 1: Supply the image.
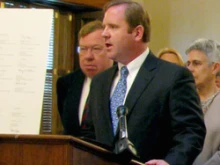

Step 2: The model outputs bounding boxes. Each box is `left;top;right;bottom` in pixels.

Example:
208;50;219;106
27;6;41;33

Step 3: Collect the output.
56;69;85;136
82;52;206;164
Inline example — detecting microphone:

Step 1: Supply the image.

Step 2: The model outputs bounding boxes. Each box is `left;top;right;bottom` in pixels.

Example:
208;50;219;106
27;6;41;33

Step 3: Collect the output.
114;105;139;161
117;105;128;139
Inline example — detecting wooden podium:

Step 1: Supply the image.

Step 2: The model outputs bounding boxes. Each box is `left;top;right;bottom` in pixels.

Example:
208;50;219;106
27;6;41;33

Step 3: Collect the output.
0;134;144;165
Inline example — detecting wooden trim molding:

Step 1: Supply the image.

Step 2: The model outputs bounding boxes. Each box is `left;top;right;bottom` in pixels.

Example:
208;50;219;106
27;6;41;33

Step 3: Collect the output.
62;0;110;9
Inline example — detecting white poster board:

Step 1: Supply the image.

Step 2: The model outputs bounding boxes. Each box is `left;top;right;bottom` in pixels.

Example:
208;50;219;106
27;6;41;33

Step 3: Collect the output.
0;9;53;134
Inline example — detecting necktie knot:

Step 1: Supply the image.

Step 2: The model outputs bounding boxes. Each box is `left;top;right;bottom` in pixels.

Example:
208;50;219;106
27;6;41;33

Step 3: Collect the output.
121;66;128;78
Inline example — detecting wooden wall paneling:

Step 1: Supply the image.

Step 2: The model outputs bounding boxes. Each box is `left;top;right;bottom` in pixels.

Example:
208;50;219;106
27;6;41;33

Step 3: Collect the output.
56;11;74;75
52;10;76;135
61;0;110;9
52;10;61;135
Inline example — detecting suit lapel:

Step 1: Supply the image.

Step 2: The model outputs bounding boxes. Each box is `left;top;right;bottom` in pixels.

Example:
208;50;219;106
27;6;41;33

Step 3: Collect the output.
104;55;158;138
125;52;158;116
65;70;85;125
100;66;118;136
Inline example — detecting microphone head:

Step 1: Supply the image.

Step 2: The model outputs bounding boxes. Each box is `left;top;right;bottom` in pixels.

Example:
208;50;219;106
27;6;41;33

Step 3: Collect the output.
117;105;128;117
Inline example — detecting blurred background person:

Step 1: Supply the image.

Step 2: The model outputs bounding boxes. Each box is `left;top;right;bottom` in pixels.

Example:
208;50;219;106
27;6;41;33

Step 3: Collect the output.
186;38;220;165
157;47;184;66
56;20;113;136
215;70;220;88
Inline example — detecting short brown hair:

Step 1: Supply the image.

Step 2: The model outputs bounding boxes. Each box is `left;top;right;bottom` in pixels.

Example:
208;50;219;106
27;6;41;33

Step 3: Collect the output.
78;20;103;39
103;0;151;42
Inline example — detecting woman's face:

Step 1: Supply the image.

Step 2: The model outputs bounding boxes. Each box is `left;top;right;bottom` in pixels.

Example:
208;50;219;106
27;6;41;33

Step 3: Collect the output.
186;50;214;87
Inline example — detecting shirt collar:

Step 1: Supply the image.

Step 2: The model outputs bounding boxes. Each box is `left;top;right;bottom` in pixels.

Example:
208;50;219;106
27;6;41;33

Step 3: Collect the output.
117;47;150;73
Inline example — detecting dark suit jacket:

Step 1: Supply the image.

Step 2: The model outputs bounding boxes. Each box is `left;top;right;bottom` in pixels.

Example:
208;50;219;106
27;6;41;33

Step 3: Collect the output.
56;69;85;136
82;52;206;164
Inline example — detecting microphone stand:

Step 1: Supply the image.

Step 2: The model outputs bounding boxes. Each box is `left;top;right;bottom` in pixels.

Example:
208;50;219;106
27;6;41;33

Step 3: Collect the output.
114;105;139;161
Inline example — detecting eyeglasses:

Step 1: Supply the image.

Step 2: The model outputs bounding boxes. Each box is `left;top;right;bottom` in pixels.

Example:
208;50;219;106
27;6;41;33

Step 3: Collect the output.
78;46;104;56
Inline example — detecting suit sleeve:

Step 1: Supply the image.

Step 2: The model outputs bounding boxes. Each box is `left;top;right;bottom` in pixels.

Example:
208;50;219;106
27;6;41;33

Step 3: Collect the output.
165;68;206;165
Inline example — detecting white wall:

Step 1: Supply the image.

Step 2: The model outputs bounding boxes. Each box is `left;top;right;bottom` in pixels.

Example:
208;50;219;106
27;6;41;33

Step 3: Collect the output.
136;0;220;61
135;0;170;56
169;0;220;61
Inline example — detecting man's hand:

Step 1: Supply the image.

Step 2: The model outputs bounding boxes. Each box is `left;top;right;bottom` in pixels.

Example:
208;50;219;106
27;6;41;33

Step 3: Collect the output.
145;159;169;165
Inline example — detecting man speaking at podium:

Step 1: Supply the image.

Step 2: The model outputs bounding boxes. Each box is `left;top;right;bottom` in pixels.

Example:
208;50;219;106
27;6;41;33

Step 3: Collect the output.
81;0;206;165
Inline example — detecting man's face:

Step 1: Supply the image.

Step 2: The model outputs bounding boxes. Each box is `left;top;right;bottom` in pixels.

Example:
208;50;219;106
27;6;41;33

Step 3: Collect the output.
79;29;113;78
102;4;135;64
186;50;214;87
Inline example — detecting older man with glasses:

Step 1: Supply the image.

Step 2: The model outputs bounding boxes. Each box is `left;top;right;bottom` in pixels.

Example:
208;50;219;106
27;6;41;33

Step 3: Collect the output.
56;20;113;136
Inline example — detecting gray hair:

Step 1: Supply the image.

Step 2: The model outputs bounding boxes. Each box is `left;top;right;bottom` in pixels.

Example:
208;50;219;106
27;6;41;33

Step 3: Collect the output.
185;38;220;64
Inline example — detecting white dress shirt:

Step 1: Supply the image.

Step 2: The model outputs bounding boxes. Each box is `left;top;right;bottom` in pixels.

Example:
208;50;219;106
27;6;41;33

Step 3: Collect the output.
78;77;91;124
110;48;150;103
